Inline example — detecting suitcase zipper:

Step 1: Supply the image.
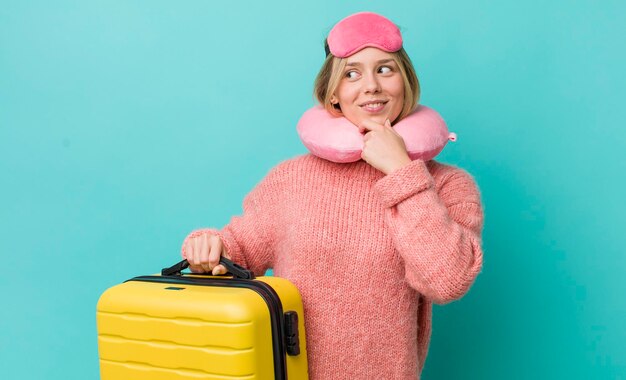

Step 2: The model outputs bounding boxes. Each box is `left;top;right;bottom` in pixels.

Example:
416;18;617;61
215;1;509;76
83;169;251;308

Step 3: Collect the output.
128;275;289;380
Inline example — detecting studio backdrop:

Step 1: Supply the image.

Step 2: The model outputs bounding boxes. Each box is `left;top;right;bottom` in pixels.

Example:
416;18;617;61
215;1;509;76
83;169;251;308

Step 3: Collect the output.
1;1;625;379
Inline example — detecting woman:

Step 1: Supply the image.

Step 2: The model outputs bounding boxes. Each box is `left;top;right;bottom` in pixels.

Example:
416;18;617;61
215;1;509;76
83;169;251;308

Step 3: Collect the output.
182;12;484;379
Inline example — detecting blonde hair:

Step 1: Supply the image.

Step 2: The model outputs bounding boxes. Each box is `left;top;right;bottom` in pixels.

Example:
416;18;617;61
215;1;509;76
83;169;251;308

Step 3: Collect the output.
313;48;420;122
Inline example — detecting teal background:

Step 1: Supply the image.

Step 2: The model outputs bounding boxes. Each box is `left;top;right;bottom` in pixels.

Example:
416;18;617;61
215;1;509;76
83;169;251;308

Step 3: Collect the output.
1;1;625;378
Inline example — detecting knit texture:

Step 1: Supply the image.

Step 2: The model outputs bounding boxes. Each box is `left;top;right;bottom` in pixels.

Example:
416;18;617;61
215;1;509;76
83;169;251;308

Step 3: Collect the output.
182;154;484;380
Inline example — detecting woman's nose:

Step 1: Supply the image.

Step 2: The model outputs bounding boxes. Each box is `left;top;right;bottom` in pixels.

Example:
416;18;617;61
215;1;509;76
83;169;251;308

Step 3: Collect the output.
362;73;381;93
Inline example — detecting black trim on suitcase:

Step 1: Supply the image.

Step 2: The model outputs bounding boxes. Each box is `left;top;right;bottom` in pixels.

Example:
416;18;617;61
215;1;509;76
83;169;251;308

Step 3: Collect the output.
127;275;290;380
161;258;255;279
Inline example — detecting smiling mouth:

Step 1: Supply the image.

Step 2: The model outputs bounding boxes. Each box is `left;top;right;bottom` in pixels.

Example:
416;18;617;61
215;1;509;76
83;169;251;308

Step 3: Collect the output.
360;101;388;112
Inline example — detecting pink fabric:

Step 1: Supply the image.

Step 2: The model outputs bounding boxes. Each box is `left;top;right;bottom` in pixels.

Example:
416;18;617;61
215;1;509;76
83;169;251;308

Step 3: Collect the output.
327;12;403;57
297;105;456;163
182;155;484;379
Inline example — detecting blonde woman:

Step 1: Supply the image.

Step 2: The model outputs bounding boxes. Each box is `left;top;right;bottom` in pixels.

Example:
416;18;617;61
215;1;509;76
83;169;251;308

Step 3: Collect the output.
182;12;484;379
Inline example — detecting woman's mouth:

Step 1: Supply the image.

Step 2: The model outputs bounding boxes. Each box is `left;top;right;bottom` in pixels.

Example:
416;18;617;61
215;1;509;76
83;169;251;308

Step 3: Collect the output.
360;101;388;113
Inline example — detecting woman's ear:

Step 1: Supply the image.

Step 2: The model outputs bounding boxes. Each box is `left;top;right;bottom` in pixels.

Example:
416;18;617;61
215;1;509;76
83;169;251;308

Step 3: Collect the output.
330;95;338;104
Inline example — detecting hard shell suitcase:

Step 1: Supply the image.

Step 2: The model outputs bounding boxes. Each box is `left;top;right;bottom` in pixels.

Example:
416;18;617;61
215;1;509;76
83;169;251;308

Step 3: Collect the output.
96;258;309;379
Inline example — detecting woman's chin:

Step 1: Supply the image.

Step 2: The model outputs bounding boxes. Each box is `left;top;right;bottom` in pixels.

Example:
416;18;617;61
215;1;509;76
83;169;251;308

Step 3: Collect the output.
344;111;391;127
364;115;388;125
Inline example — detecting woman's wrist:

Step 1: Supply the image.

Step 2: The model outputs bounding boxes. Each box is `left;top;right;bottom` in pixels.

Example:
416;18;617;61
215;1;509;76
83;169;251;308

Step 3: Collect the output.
384;155;412;175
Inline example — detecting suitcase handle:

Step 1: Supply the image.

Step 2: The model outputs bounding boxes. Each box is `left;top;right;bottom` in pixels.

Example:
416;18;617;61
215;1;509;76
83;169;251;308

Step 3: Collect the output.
161;258;255;280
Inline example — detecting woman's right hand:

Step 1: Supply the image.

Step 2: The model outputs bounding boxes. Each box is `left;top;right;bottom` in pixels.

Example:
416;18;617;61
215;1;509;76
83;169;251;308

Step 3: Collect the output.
182;233;231;275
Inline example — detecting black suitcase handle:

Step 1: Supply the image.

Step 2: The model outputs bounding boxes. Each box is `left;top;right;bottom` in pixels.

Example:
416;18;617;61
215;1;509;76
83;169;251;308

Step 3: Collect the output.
161;258;255;280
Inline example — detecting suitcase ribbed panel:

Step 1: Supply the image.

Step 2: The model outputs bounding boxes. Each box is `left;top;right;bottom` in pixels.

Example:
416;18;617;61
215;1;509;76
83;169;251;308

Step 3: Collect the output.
97;311;255;349
99;360;255;380
97;281;275;379
98;335;257;375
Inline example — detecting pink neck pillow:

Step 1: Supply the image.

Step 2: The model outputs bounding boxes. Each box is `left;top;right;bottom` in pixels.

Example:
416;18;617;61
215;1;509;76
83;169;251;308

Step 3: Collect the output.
296;105;457;163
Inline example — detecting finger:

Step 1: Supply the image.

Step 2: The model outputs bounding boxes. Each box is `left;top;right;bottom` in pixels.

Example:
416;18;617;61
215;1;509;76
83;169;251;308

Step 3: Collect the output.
185;243;201;272
182;240;191;260
212;264;227;276
363;129;378;141
197;235;211;272
189;264;204;273
385;119;402;137
203;234;214;272
359;119;385;132
360;149;369;163
190;237;201;267
208;235;222;270
390;127;403;139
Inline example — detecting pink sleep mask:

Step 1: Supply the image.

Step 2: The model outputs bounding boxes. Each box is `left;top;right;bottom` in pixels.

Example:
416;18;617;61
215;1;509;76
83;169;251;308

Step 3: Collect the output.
326;12;403;58
297;105;457;163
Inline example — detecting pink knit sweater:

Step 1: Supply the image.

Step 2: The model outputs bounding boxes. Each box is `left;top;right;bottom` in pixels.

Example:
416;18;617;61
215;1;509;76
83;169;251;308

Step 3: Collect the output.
182;154;484;379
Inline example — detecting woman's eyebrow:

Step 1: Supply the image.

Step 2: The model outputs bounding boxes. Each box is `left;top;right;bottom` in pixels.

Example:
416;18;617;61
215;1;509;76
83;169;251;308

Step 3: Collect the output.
345;59;395;67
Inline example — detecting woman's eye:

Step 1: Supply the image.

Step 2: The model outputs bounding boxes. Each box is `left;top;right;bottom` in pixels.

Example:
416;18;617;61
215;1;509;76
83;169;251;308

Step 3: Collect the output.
379;66;392;74
345;70;359;79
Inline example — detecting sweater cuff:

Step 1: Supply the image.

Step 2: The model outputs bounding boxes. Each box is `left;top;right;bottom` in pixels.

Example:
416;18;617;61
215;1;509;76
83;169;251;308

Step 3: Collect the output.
214;227;248;269
373;160;434;208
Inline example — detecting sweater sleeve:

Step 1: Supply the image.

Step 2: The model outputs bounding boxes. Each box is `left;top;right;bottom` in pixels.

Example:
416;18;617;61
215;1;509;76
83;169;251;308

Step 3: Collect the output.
373;159;484;304
181;165;286;276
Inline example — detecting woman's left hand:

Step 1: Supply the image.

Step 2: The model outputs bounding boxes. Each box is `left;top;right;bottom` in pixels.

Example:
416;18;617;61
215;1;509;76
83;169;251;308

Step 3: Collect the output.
359;119;412;175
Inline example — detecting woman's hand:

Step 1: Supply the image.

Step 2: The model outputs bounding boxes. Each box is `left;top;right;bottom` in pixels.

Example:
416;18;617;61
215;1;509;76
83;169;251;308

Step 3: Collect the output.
359;119;412;175
182;233;231;275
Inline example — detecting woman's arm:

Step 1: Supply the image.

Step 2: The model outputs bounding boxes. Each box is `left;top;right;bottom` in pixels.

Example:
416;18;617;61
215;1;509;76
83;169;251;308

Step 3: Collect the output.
373;160;484;304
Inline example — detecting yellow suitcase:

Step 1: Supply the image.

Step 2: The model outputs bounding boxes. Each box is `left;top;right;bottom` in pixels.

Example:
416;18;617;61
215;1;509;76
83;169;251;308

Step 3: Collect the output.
96;258;308;379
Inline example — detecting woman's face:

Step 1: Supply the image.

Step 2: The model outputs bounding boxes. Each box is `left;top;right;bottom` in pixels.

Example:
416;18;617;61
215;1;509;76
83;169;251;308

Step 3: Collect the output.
333;47;405;126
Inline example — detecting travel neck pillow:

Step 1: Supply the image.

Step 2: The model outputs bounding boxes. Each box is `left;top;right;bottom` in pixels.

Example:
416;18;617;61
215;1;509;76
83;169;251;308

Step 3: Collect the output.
296;105;456;163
